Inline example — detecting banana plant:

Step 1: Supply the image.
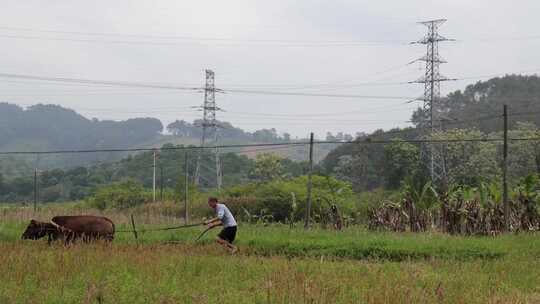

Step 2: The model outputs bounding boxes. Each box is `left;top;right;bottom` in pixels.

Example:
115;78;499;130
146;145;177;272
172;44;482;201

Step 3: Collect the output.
401;176;439;212
515;174;540;231
516;174;540;201
400;176;439;231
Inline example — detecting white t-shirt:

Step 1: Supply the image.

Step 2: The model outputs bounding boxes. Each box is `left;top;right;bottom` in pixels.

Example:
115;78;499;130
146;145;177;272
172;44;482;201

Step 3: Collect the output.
215;203;237;227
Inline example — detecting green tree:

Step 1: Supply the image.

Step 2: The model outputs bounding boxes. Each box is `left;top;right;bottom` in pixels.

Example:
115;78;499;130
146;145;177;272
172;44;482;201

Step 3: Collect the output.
10;177;33;196
506;122;540;182
88;180;149;210
332;150;382;191
0;173;4;194
40;185;62;202
383;140;421;188
252;128;279;142
39;169;65;187
251;153;283;182
433;128;500;186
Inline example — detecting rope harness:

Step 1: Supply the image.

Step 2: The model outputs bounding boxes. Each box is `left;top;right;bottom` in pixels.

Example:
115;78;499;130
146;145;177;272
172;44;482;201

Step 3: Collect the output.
196;225;218;241
47;220;211;242
115;222;205;233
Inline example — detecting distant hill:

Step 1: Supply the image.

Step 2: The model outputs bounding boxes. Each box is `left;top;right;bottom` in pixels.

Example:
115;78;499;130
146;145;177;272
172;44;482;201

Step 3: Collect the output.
0;103;338;175
0;103;163;152
0;103;165;171
410;74;540;132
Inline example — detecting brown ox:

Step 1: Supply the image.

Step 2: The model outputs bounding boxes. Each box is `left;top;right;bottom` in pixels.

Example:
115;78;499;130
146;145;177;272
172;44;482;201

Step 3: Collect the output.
21;215;115;244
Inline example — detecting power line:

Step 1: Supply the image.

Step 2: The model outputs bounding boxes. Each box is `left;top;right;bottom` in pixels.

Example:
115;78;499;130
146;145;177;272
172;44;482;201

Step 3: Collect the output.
0;33;410;47
217;63;416;90
221;106;417;118
221;88;415;100
2;137;539;156
508;110;540;118
459;35;540;43
0;72;417;100
0;73;201;91
2;72;539;104
2;70;539;97
1;102;416;117
0;92;196;97
309;109;539;139
227;122;409;127
0;25;411;46
5;25;540;46
454;69;540;81
367;114;504;138
223;144;309;154
322;137;540;145
0;142;306;155
220;116;410;123
0;62;416;91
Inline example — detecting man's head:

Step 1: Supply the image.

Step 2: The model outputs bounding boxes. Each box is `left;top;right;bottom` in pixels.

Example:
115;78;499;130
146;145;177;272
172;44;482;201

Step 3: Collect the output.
208;197;218;208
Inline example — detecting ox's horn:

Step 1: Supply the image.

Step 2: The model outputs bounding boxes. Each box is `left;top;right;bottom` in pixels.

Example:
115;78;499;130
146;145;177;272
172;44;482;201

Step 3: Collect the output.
49;220;61;229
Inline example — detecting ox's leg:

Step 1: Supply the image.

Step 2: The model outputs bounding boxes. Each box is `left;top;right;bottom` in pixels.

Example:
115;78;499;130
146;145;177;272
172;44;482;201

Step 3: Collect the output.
97;233;114;246
83;233;94;243
47;232;59;245
64;232;75;246
102;233;114;244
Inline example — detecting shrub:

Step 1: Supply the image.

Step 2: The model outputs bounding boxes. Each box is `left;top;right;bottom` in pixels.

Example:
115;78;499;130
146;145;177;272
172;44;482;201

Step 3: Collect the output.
222;175;356;223
87;180;150;210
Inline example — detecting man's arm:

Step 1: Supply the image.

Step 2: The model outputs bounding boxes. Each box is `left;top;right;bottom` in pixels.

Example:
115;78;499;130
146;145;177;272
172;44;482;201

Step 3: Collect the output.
204;217;220;224
204;206;225;227
203;217;222;227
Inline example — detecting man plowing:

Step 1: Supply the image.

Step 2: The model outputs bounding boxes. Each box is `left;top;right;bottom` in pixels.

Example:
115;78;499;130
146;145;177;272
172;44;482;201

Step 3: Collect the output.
204;197;238;253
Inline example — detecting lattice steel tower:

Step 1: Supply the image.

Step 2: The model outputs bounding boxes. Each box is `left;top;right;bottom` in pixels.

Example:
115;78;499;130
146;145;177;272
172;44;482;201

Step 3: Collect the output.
411;19;454;185
194;69;222;190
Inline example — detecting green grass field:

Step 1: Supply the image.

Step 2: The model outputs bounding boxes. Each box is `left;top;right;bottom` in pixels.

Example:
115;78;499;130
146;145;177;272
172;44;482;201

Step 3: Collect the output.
1;207;540;303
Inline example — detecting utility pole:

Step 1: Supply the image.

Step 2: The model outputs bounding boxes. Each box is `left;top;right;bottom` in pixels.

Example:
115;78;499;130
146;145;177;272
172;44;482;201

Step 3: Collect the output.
503;104;509;231
305;133;314;229
33;154;40;212
153;150;156;203
33;168;38;212
160;165;164;201
410;19;455;187
194;69;223;191
184;150;189;224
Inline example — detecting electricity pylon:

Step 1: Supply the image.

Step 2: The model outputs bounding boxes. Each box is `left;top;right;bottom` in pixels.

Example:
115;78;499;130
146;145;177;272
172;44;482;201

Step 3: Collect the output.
194;69;222;190
410;19;455;186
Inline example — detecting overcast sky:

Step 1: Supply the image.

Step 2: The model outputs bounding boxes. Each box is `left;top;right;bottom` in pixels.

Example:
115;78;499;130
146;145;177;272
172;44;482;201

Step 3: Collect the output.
0;0;539;138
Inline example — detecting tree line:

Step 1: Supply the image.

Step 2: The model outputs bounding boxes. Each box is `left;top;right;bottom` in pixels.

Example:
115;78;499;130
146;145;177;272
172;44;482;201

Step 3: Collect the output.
166;119;292;142
324;75;540;191
0;144;311;203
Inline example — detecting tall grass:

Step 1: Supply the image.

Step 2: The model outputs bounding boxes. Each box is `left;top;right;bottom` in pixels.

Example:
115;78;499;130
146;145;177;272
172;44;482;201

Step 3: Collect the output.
0;241;539;303
2;204;540;303
2;217;512;261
